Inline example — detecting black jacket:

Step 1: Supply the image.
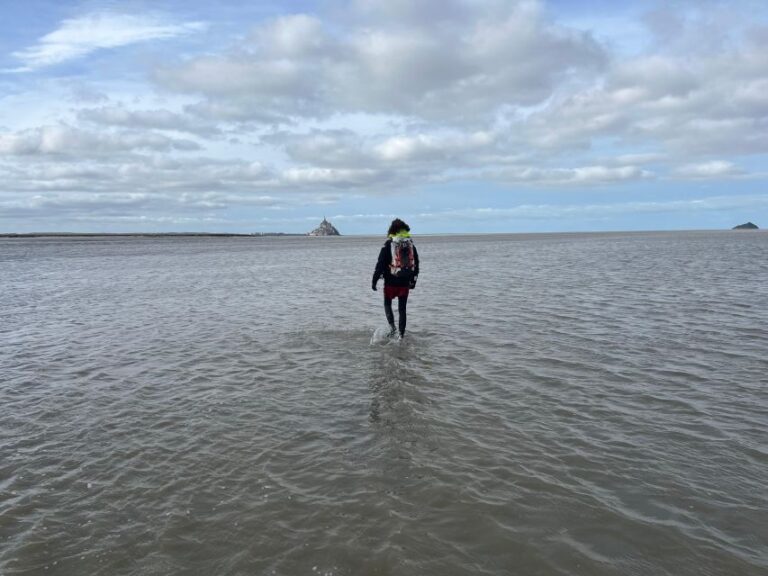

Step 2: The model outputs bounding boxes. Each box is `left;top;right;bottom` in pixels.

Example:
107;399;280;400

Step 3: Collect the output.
372;238;420;288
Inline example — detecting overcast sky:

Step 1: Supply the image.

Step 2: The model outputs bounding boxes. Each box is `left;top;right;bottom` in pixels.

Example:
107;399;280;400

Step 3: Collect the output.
1;0;767;234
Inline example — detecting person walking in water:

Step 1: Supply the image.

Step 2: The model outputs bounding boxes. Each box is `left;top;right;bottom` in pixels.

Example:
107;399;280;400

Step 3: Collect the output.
372;218;419;338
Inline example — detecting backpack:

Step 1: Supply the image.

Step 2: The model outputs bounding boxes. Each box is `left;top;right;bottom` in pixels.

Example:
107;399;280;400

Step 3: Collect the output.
389;237;415;278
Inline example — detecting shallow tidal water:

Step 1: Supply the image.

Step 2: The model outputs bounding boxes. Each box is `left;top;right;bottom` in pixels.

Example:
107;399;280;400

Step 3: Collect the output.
1;231;767;576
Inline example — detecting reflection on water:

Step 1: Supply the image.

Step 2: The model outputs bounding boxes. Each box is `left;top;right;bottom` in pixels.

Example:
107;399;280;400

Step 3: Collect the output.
1;232;767;575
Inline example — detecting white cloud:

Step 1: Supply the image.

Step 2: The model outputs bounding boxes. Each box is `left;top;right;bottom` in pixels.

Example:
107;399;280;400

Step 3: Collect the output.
494;165;654;185
0;125;200;156
674;161;744;178
253;14;329;57
11;12;206;70
282;167;386;187
374;132;494;162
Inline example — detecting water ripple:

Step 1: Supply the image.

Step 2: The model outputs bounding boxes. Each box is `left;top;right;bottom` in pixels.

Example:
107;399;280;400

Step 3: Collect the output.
2;232;767;575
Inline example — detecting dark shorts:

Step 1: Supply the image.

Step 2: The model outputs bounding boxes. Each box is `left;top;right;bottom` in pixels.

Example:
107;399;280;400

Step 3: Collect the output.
384;285;410;300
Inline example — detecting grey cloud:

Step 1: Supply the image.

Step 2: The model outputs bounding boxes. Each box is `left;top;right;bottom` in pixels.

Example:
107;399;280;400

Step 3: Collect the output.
0;192;154;220
517;26;768;158
155;2;606;124
746;24;768;47
664;118;768;156
0;176;334;230
183;100;289;125
78;106;221;136
263;128;498;170
0;125;200;156
346;0;472;28
262;129;372;167
0;148;397;202
639;3;744;57
0;155;272;198
610;56;699;99
71;214;228;226
642;7;686;47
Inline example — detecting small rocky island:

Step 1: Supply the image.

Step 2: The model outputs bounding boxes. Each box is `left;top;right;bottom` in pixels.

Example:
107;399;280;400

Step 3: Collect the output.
308;218;341;236
733;222;759;230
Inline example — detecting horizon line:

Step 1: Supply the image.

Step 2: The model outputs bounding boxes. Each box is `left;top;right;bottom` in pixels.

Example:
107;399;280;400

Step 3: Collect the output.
1;226;761;238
